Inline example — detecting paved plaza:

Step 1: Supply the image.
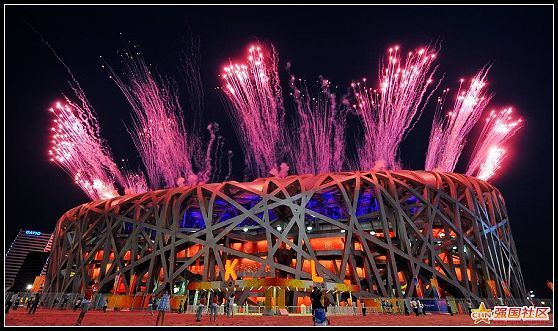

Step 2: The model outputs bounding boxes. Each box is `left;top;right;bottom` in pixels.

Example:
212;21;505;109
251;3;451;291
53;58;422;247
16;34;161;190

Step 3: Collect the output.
4;309;553;326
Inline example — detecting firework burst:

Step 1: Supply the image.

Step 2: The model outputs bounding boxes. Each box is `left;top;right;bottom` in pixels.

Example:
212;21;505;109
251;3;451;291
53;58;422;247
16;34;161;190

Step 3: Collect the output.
48;101;122;200
220;44;286;178
288;75;347;174
425;67;493;172
466;107;523;180
352;45;438;170
103;50;201;189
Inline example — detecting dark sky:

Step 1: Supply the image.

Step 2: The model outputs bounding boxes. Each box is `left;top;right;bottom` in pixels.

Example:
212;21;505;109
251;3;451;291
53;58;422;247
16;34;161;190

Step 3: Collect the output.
5;5;553;297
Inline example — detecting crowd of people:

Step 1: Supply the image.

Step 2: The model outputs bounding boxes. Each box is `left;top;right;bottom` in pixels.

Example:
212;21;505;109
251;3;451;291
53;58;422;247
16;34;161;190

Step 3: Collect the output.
6;284;471;326
195;292;236;322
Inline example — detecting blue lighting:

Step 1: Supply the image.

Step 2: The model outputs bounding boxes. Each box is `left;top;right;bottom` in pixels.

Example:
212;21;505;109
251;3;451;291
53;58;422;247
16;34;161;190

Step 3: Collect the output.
211;195;263;225
356;189;379;217
25;230;41;236
405;195;420;216
123;222;133;234
180;209;206;229
306;191;348;220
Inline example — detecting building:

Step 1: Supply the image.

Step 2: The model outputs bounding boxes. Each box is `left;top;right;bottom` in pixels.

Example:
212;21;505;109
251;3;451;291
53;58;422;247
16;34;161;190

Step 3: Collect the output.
5;229;53;292
44;170;527;306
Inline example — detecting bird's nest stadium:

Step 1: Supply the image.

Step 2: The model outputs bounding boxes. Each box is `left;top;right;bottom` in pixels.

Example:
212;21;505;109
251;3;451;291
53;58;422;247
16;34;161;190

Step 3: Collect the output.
44;170;527;307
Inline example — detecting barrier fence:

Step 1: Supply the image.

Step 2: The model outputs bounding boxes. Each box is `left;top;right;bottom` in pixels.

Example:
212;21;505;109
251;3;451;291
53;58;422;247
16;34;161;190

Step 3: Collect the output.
4;292;553;316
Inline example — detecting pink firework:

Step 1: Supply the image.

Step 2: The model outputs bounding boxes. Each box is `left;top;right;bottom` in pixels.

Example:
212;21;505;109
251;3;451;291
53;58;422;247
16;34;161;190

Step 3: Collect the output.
352;45;438;171
425;67;493;172
48;101;121;200
120;166;149;195
466;107;523;180
104;51;200;189
288;75;347;174
220;44;285;178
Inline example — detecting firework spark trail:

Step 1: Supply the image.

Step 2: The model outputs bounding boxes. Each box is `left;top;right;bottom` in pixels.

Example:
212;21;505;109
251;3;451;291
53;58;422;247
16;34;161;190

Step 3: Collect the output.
352;45;438;171
180;34;205;128
48;101;121;200
466;107;523;180
196;122;219;183
225;150;234;181
103;50;201;189
35;29;145;197
288;75;347;174
119;164;149;195
220;44;285;178
31;27;96;120
425;67;493;172
211;136;225;183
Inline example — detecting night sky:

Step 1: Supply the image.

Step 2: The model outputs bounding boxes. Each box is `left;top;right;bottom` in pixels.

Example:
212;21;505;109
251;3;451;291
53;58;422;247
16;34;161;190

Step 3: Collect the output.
5;5;553;298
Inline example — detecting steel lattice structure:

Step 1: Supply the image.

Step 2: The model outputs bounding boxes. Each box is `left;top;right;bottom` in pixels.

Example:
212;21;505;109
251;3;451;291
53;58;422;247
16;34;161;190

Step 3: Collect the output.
44;170;526;304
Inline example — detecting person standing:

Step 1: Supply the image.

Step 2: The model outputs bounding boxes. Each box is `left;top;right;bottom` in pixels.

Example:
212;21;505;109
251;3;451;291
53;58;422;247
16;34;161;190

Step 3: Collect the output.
60;295;69;310
210;294;219;322
26;296;33;311
404;299;410;316
410;298;419;316
146;296;155;316
445;299;453;316
178;299;184;314
417;299;425;316
196;294;206;322
467;300;473;315
381;300;386;314
155;285;171;326
98;293;108;312
13;295;21;310
5;293;15;314
361;301;367;316
310;287;321;317
28;293;41;314
224;296;229;317
227;293;235;318
75;281;99;326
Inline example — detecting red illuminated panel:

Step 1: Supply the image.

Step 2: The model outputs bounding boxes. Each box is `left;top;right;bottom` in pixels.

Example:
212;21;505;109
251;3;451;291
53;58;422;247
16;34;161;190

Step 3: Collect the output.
308;238;345;251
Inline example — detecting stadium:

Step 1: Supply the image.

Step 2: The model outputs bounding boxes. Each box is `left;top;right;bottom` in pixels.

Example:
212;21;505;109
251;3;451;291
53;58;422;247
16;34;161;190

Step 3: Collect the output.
44;170;527;308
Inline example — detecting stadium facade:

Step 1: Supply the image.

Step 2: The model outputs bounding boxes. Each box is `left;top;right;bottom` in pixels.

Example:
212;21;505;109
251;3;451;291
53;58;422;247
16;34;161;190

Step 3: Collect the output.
44;170;527;305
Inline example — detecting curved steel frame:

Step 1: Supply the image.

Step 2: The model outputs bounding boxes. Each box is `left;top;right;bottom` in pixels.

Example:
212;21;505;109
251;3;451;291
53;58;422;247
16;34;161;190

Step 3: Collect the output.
44;170;526;304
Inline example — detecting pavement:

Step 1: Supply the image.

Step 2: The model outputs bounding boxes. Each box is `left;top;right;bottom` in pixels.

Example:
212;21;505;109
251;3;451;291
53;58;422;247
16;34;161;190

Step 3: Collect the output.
4;309;554;326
